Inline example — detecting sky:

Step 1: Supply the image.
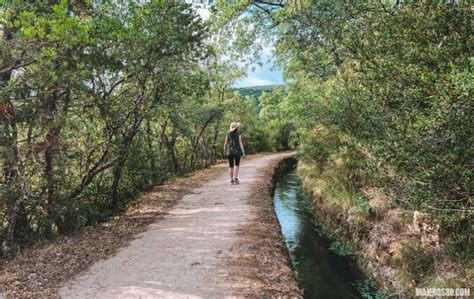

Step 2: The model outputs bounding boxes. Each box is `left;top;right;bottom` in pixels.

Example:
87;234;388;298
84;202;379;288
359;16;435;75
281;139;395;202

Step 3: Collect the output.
194;4;285;88
234;57;285;88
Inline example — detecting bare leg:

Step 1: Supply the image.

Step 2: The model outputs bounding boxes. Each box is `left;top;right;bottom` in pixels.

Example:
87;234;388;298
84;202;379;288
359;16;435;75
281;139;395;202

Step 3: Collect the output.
229;167;234;180
234;166;239;180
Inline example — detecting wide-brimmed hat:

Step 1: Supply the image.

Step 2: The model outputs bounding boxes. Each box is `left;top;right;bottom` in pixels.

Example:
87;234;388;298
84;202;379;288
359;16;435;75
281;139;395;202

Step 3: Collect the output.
229;122;241;132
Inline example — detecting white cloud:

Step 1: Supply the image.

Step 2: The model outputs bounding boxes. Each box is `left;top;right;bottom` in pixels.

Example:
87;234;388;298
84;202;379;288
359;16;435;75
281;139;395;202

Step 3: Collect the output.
234;68;284;87
196;8;211;20
237;76;273;87
192;3;283;88
232;37;283;87
234;58;284;87
261;45;274;57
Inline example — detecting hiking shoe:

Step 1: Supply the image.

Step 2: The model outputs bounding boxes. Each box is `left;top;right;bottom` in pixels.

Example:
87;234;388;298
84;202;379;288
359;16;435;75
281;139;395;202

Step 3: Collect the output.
230;180;235;184
234;178;239;184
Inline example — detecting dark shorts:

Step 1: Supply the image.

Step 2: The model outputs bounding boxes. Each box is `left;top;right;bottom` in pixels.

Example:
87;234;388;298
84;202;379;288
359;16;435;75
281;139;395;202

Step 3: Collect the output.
227;155;241;168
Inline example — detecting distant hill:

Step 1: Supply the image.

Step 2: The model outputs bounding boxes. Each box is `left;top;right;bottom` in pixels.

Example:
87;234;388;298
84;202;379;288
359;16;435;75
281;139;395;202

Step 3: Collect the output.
234;84;283;98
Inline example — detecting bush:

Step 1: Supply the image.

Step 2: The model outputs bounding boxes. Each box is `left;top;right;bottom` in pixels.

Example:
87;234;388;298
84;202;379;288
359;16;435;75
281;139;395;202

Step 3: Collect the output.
397;243;434;284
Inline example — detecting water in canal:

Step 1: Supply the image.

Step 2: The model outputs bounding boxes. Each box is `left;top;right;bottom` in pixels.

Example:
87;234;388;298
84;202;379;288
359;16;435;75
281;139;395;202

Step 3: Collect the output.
274;169;367;298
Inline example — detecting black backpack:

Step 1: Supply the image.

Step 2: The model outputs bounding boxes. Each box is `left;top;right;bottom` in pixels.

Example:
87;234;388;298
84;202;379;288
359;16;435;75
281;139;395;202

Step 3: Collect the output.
226;133;238;156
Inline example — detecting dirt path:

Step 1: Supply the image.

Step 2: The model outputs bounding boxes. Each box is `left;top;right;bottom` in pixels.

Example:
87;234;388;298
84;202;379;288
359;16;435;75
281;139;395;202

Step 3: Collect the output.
59;153;297;298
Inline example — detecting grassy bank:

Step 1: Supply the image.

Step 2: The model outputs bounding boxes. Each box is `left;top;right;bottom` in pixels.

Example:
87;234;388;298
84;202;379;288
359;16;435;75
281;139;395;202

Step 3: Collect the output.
298;161;472;297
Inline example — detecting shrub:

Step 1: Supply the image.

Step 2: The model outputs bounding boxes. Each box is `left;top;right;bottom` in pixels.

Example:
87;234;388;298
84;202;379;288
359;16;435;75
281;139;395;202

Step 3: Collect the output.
396;243;434;284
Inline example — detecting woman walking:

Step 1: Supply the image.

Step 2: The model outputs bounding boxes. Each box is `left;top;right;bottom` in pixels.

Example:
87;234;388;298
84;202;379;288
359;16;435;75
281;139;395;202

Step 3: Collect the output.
224;122;246;184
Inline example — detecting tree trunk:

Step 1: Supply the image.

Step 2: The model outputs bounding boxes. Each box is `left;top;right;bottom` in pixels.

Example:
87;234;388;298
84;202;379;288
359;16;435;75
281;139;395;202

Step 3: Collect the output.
211;122;220;164
168;143;179;174
44;94;58;216
190;115;215;169
110;117;142;209
162;129;180;174
4;123;32;242
13;203;29;241
44;142;55;215
110;160;124;209
146;120;157;183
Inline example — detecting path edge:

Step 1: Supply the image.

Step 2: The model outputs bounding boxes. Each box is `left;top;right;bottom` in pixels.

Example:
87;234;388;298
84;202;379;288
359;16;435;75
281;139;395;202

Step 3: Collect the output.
0;159;230;298
220;152;302;297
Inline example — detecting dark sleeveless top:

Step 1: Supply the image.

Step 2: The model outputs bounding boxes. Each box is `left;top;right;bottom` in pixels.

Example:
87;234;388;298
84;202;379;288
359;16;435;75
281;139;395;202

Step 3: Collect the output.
228;131;243;157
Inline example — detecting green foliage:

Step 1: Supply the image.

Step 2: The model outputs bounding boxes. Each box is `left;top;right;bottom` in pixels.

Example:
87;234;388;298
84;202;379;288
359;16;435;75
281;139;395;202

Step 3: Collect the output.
258;87;299;151
356;196;371;215
329;241;355;258
356;279;393;299
444;220;473;260
235;85;281;99
396;243;435;284
0;0;269;256
217;0;473;259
